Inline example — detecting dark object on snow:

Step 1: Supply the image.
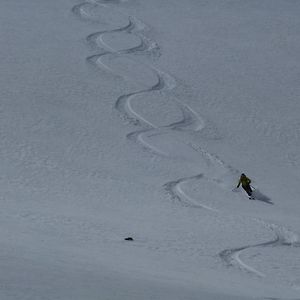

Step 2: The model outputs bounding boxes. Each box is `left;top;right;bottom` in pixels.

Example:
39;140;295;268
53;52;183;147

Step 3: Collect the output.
124;237;134;241
237;173;252;197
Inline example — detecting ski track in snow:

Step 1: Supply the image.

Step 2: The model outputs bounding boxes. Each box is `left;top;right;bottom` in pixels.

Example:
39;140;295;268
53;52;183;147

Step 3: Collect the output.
72;0;300;290
163;174;218;212
219;223;300;278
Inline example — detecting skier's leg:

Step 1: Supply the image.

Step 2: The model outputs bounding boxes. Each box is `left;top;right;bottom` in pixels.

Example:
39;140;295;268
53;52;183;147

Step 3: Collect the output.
243;185;252;196
248;185;253;196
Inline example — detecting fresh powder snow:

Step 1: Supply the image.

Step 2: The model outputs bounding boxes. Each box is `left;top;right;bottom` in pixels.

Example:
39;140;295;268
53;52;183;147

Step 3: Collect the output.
0;0;299;299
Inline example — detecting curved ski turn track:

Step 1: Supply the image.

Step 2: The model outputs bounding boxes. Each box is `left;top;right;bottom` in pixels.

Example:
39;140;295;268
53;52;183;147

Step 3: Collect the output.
220;223;300;278
72;0;300;294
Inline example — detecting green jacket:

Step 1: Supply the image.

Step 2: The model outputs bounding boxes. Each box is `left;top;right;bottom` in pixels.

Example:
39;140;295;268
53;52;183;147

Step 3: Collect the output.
237;175;251;188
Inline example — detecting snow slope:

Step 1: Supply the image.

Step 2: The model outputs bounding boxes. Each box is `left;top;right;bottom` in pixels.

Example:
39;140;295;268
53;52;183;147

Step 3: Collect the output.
0;0;300;299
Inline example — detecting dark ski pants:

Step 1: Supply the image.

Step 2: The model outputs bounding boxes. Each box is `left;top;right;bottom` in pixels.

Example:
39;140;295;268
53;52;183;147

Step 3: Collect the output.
242;185;252;196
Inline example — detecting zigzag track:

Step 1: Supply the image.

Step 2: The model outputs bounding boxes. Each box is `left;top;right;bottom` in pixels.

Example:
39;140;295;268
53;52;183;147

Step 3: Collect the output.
86;18;159;55
163;174;218;211
72;0;300;291
220;223;300;278
114;69;166;126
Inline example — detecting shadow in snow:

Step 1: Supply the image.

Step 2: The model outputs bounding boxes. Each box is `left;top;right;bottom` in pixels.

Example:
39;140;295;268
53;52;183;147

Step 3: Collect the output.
252;189;273;205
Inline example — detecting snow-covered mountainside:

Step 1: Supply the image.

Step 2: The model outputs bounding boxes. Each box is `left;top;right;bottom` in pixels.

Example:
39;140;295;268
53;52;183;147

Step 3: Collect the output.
0;0;299;299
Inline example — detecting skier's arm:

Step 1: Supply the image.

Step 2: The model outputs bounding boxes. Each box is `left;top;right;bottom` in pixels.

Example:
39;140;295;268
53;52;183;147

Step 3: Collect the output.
237;180;241;188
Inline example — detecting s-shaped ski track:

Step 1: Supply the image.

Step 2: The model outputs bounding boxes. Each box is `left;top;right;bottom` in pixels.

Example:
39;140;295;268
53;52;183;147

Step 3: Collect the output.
72;0;300;290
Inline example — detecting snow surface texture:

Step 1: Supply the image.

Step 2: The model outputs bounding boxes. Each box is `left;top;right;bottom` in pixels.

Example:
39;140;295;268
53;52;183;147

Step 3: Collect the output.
0;0;300;299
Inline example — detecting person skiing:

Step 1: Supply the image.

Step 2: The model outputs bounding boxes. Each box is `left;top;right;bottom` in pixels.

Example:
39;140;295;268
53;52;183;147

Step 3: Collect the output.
236;173;253;198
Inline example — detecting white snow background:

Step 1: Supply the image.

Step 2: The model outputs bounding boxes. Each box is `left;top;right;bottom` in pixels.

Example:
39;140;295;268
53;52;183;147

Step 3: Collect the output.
0;0;300;299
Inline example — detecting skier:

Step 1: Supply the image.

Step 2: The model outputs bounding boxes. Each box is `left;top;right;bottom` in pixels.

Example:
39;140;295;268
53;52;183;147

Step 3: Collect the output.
236;173;253;199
